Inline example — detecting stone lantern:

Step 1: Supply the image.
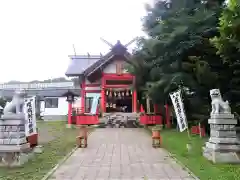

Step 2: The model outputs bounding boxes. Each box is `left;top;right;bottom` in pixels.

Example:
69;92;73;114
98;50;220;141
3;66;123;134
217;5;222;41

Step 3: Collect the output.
65;90;75;103
63;90;76;128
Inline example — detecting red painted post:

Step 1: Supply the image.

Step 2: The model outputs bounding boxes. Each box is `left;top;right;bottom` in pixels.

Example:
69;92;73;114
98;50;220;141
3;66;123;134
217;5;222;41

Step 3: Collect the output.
101;74;106;112
140;104;145;112
68;102;72;125
81;79;85;113
165;104;171;128
133;90;137;112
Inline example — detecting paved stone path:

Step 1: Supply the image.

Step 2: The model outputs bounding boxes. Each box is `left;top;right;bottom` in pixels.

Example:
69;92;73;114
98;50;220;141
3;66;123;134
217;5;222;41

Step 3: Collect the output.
49;128;196;180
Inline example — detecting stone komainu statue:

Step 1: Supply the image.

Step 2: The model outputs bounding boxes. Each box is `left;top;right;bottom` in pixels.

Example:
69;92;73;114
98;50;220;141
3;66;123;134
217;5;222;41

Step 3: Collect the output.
0;90;32;167
210;89;231;114
3;90;26;115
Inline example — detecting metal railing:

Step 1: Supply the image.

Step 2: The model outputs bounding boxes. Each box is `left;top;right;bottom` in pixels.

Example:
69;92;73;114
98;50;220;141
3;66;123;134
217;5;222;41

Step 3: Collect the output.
0;82;74;90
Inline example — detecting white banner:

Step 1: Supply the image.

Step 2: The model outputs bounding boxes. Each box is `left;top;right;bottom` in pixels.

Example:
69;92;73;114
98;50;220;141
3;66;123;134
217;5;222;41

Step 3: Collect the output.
170;89;188;132
90;94;100;114
24;96;37;136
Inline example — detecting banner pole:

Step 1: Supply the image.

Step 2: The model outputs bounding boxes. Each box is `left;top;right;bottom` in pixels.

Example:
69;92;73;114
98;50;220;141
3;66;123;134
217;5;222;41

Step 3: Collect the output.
170;87;192;151
186;126;191;140
179;87;192;152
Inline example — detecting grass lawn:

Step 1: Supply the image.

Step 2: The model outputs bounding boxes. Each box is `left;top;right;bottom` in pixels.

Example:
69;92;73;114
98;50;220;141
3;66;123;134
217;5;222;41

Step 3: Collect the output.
0;121;85;180
159;129;240;180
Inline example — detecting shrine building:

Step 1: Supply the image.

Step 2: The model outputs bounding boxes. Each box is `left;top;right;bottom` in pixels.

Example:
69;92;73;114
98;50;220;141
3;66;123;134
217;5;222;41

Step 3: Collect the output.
65;40;137;115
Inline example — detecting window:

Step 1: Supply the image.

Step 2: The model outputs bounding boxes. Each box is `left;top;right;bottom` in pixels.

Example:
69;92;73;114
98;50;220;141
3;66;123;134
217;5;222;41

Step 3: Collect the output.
45;98;58;108
85;97;93;113
85;97;101;113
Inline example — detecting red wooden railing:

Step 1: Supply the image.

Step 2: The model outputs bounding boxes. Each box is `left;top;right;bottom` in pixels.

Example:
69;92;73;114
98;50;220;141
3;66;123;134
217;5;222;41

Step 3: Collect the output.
191;125;206;137
71;107;99;125
140;114;163;125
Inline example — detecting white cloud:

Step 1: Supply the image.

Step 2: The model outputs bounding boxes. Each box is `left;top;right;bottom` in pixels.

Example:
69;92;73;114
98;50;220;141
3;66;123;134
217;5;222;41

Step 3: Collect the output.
0;0;148;83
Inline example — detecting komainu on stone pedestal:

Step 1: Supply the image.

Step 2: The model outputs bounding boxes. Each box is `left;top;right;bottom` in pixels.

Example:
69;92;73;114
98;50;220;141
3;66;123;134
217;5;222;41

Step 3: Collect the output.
209;89;231;115
203;89;240;164
0;90;33;167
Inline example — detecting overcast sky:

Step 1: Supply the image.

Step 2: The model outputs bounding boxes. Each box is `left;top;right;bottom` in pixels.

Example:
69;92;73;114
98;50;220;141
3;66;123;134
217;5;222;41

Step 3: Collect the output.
0;0;150;83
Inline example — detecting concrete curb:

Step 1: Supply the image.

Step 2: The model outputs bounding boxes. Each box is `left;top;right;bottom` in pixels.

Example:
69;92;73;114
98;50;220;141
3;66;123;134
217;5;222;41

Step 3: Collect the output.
41;129;94;180
162;149;200;180
143;127;199;180
41;146;78;180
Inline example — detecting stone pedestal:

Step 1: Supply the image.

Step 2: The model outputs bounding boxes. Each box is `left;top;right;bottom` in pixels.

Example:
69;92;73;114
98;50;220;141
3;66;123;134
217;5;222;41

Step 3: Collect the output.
0;113;32;167
203;113;240;163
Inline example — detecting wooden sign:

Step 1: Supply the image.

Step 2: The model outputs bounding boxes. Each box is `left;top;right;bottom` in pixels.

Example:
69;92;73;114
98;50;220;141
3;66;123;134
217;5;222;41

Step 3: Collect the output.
116;62;124;75
24;97;37;137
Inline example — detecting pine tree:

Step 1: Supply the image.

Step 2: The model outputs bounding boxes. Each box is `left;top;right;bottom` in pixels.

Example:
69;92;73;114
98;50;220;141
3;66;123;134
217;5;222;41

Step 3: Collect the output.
211;0;240;111
129;0;225;124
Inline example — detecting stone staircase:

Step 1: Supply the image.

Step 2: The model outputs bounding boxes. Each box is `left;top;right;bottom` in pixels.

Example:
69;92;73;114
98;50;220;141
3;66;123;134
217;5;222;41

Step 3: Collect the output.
99;112;140;128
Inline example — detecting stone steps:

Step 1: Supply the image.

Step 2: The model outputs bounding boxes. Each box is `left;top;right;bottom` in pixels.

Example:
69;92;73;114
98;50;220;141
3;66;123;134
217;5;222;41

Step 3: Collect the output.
99;112;139;128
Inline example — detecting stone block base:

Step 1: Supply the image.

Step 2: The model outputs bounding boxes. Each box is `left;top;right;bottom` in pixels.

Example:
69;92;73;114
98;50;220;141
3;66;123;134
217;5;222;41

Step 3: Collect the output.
210;113;234;119
205;142;240;151
33;145;43;154
0;143;30;152
203;147;240;164
0;151;34;167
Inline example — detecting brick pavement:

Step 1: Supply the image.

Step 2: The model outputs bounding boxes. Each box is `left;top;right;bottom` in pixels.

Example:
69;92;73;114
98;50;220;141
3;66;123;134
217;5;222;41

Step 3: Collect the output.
49;128;196;180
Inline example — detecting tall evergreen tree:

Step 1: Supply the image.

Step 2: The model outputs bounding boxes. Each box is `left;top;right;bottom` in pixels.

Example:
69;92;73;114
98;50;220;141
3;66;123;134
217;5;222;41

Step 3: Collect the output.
211;0;240;112
129;0;225;124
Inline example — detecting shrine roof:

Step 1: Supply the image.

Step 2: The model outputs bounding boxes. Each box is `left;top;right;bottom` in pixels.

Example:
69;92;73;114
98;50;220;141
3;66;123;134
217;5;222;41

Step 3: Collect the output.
65;40;131;77
65;55;101;76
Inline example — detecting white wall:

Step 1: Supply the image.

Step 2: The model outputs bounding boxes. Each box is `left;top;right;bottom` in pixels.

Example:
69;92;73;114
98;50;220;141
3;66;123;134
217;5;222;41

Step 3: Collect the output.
41;97;68;116
103;59;128;73
40;95;100;116
41;97;82;116
73;97;81;108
